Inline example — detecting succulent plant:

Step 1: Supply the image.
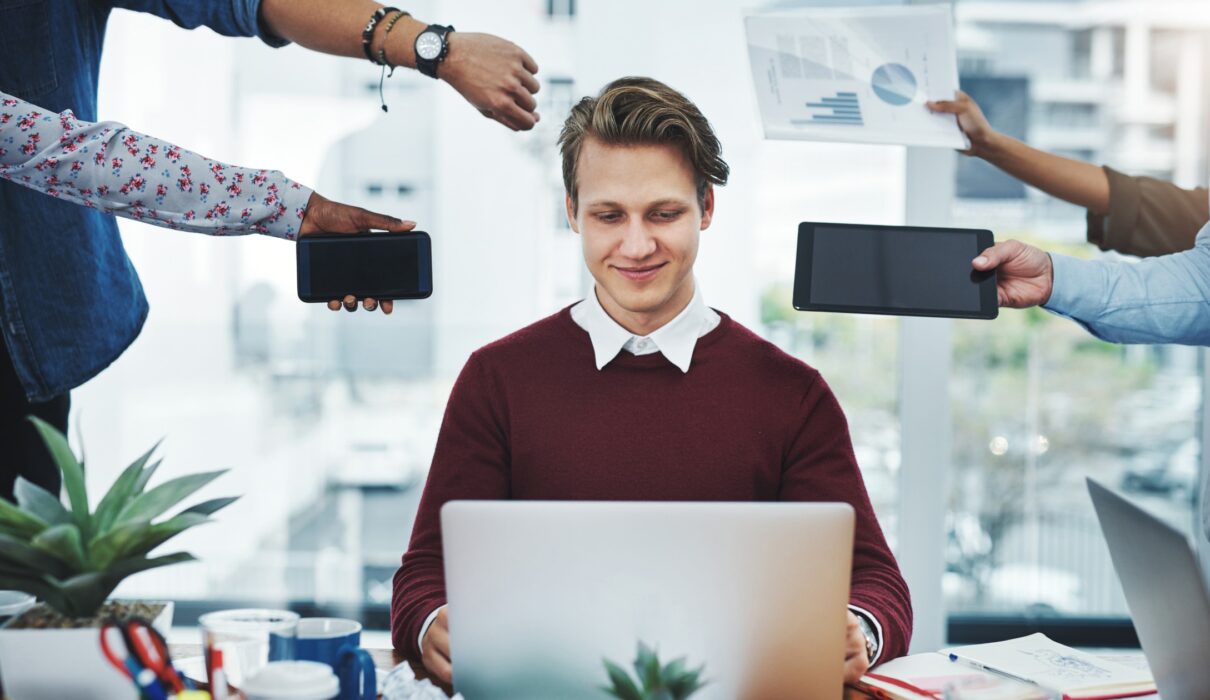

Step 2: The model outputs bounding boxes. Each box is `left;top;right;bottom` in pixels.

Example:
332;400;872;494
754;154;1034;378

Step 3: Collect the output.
0;417;237;619
602;641;707;700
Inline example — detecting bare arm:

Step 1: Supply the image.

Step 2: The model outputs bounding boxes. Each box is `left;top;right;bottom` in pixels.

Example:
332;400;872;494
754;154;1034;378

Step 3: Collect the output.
257;0;541;130
928;91;1111;215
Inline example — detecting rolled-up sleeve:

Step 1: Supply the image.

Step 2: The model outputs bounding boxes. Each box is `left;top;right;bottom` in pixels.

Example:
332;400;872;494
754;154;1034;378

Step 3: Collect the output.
1086;166;1208;258
109;0;289;47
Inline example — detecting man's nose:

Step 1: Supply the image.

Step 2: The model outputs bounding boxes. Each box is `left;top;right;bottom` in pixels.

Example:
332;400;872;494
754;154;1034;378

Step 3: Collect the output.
617;220;658;260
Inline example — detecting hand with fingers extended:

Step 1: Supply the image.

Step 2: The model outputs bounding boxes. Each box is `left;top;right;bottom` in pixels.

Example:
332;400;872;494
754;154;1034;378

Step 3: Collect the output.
298;191;415;315
972;240;1054;309
421;606;453;685
926;90;998;157
439;32;541;131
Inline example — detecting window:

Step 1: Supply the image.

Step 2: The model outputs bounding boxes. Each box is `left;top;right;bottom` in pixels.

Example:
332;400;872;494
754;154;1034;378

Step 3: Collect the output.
947;0;1204;640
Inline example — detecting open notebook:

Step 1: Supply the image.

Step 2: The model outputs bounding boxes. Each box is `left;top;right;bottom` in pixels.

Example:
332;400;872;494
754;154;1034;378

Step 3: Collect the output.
854;634;1156;700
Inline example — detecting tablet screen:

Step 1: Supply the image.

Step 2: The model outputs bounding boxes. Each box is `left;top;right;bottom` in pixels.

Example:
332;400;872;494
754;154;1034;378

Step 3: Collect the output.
794;223;997;319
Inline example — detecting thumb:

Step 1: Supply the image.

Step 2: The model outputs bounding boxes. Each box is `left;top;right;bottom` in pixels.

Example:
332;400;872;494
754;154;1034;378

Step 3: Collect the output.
972;242;1011;270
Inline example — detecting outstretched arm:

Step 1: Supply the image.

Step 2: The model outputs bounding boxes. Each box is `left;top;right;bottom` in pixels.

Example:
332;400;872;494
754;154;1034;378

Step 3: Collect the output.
973;228;1210;346
928;91;1110;214
258;0;541;130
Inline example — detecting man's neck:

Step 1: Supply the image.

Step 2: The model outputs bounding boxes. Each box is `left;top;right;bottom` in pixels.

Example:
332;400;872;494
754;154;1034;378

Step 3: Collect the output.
595;279;696;336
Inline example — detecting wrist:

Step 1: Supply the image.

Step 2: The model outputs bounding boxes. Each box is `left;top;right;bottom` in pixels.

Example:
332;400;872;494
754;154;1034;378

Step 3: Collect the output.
384;16;427;70
1043;253;1055;306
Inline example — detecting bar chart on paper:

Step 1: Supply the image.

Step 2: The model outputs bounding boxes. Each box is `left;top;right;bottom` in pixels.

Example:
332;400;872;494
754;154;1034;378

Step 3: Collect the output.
746;5;967;149
799;91;864;126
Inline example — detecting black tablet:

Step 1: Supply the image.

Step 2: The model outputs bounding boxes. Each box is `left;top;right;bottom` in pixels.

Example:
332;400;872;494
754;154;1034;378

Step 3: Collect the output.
793;222;998;320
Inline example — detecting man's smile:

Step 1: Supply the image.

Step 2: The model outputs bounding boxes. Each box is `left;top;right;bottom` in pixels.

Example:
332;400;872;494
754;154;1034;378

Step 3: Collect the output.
613;262;667;282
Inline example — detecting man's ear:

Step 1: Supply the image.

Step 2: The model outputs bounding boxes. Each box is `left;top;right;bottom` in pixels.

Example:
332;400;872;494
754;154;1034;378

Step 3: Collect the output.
565;193;580;233
699;184;715;231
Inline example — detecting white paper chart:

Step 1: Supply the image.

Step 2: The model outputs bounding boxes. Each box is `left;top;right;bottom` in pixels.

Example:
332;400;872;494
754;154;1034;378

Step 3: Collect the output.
745;5;968;149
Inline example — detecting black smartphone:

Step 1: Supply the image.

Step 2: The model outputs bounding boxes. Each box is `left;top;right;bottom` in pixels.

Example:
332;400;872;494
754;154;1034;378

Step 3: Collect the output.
793;221;998;320
296;231;432;302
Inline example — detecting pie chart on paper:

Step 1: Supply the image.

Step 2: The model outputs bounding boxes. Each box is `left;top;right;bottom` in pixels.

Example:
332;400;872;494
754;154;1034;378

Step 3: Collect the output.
871;63;918;106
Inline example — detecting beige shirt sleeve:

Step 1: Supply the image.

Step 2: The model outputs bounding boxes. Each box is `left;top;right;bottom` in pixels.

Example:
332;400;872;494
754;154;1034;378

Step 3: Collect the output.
1086;166;1208;258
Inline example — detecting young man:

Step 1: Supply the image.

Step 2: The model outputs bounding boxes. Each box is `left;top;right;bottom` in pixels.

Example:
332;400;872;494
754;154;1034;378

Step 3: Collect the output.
391;77;912;686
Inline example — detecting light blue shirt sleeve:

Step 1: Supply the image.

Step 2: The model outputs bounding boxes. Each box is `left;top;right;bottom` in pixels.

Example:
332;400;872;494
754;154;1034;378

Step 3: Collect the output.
1043;223;1210;346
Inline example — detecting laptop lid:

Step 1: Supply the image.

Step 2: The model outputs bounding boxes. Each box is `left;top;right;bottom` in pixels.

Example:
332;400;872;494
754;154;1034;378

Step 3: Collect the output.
1086;477;1210;700
441;501;855;700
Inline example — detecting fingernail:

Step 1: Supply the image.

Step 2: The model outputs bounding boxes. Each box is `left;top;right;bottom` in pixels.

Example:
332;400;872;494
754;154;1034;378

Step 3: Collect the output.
974;256;988;266
402;220;416;226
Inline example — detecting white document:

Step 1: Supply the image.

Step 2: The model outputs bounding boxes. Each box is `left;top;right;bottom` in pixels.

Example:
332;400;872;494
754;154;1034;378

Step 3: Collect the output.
745;5;967;149
944;633;1156;698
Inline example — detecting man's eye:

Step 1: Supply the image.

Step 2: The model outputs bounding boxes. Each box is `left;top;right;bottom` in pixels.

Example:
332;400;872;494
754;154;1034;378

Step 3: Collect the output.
652;210;683;221
596;212;621;223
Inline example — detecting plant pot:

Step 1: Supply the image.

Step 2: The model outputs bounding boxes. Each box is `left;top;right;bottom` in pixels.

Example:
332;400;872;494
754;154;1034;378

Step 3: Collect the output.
0;601;174;700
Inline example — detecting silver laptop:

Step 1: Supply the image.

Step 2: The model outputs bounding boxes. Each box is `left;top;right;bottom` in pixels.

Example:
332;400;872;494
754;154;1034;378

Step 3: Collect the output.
1087;478;1210;700
441;501;855;700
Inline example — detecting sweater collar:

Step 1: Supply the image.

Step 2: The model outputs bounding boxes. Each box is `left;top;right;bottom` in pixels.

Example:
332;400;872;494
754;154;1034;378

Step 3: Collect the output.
569;281;719;373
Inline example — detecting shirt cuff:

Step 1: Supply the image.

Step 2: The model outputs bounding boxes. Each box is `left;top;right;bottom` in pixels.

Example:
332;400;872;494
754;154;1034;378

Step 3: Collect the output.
247;0;292;47
848;604;884;666
1042;253;1110;325
417;604;446;654
267;180;313;240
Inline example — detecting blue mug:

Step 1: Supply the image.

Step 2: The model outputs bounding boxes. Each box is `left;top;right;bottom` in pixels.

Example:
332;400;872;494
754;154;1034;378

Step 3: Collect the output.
296;618;375;700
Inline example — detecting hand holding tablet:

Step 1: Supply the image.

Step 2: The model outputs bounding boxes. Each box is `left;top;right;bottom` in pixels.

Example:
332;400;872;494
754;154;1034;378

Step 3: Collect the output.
793;222;999;320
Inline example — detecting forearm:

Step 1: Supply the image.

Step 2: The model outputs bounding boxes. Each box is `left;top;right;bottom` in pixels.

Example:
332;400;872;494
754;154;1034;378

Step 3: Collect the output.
0;93;310;238
257;0;427;69
980;132;1111;214
1044;228;1210;346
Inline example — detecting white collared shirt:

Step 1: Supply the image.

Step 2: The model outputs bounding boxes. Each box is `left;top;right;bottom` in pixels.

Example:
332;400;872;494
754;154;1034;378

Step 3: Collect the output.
569;280;720;373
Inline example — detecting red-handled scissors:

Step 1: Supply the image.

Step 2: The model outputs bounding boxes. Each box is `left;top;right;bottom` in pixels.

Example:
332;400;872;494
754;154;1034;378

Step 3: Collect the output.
100;617;189;698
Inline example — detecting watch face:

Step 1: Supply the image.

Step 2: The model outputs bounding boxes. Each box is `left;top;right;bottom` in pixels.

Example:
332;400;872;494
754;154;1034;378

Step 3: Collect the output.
416;32;443;60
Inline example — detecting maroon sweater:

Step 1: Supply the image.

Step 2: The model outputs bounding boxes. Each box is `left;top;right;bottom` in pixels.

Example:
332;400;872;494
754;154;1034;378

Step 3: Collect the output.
391;307;912;661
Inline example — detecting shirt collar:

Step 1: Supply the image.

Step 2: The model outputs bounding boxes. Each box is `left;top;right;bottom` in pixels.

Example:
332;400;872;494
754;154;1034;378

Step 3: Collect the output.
570;281;716;373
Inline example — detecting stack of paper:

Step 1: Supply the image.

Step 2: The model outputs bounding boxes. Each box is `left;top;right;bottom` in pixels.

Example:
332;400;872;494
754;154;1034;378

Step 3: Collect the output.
852;634;1156;700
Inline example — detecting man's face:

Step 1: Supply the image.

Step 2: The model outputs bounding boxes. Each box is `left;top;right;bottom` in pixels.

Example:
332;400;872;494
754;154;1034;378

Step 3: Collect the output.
566;137;714;335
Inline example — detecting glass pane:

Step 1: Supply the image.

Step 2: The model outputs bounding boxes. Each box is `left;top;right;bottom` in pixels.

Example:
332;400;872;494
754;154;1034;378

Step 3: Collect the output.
946;0;1204;618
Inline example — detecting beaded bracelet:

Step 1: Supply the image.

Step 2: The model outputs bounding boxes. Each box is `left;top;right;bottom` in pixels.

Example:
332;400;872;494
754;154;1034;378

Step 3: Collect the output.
376;10;411;69
361;6;401;64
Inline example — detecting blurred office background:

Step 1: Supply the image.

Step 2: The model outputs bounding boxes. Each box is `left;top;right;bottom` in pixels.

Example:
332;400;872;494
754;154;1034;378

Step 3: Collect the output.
76;0;1209;649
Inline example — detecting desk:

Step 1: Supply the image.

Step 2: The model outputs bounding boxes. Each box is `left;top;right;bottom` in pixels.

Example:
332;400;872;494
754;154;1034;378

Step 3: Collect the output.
169;645;455;698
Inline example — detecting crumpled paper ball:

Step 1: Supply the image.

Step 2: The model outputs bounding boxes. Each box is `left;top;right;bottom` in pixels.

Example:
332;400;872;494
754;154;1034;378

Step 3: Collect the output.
381;660;464;700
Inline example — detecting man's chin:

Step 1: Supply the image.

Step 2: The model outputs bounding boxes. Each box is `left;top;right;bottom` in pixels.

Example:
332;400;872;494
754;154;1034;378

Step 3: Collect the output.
601;290;666;316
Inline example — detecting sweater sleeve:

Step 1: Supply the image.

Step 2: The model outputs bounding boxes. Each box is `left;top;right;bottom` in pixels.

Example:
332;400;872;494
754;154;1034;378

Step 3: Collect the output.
390;352;512;659
779;371;913;663
1086;166;1208;258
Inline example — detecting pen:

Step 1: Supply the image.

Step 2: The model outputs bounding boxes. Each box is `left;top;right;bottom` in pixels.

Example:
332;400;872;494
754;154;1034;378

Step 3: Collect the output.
947;653;1064;700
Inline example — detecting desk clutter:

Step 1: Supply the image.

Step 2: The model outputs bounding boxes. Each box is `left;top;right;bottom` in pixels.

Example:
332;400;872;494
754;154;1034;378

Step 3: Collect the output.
854;634;1157;700
380;662;462;700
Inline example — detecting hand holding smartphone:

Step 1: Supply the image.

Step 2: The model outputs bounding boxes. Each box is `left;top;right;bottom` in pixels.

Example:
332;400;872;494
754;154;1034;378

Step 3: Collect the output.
296;230;433;311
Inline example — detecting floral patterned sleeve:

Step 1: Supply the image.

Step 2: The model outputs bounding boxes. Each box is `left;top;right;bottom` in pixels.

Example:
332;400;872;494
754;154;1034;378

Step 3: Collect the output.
0;91;312;240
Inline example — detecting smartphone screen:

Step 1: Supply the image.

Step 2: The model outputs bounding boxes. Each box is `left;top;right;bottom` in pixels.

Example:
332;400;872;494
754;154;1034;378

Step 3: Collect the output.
296;231;432;302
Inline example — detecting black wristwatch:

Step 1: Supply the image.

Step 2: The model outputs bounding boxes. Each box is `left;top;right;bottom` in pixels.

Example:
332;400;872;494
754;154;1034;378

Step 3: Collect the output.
414;24;454;78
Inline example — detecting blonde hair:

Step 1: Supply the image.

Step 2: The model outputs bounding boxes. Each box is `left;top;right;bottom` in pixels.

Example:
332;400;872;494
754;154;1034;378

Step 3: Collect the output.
558;77;729;212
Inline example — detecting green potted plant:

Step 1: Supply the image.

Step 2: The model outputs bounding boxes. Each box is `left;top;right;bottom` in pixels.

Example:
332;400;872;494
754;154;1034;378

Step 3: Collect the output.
0;417;237;699
603;641;707;700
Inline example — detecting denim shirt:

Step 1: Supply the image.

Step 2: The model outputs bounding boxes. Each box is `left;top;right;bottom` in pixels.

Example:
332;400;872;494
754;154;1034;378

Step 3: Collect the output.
1044;221;1210;346
0;0;285;402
